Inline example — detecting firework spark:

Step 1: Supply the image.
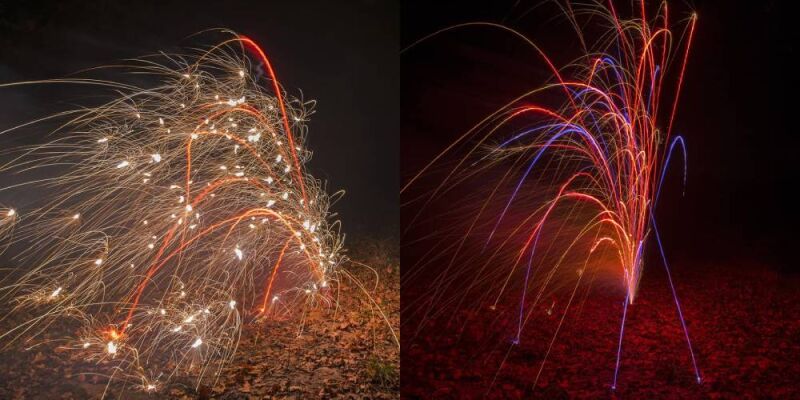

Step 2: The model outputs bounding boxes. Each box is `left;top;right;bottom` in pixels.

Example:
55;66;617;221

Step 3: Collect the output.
402;1;700;391
0;31;344;390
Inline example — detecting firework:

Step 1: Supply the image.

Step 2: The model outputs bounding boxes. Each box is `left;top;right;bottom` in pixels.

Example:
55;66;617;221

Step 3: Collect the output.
402;1;699;390
0;31;344;390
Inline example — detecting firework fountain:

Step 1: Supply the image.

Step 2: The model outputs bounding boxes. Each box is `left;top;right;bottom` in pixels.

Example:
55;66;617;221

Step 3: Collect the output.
402;1;700;391
0;32;344;391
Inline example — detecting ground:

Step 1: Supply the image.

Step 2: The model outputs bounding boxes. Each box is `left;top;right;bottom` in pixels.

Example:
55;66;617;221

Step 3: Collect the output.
0;237;399;399
401;259;800;399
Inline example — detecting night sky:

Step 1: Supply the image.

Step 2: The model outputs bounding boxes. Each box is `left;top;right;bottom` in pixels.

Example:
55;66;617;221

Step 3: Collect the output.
401;0;797;272
0;0;399;238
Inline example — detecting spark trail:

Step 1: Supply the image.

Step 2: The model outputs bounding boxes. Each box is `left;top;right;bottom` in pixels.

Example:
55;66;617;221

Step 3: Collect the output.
402;0;700;392
0;31;345;392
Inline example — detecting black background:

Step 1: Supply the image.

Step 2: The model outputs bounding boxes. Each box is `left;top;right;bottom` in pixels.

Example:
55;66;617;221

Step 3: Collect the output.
401;0;797;272
0;0;398;239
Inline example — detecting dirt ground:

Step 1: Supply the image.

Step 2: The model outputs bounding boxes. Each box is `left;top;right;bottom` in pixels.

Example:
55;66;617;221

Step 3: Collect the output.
0;237;399;399
402;260;800;399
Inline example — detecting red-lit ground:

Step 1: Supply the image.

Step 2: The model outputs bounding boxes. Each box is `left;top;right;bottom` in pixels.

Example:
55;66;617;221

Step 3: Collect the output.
402;260;800;399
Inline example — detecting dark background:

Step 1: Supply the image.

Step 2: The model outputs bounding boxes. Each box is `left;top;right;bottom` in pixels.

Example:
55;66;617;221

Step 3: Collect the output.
0;0;398;239
401;0;797;273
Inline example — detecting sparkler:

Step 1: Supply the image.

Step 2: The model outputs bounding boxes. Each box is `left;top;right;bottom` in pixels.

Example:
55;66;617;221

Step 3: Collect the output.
0;31;344;390
403;1;700;391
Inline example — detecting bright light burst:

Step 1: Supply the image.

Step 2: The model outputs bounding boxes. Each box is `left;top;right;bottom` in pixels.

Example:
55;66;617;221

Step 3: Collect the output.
403;1;699;390
0;31;344;389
